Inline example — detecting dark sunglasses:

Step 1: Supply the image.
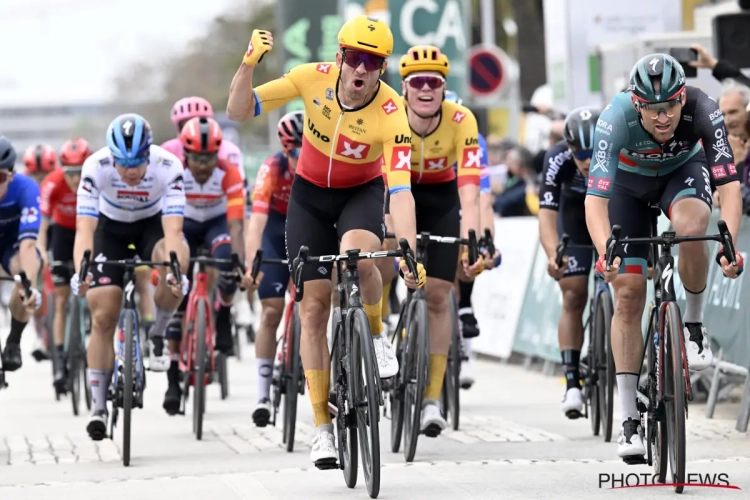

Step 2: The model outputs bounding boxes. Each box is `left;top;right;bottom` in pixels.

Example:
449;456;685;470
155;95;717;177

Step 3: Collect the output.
63;167;83;176
571;149;593;161
185;151;218;164
342;50;384;72
405;75;445;90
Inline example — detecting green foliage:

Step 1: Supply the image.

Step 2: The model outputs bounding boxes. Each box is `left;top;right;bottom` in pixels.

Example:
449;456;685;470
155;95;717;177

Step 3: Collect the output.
114;1;278;144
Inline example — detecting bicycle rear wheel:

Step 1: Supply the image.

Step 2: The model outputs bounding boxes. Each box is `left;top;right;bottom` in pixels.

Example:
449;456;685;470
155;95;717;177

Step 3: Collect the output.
445;291;461;430
217;353;228;400
588;298;601;436
194;300;208;441
664;303;686;493
122;311;135;466
351;308;381;499
331;307;358;488
284;303;302;452
404;299;428;463
596;291;615;442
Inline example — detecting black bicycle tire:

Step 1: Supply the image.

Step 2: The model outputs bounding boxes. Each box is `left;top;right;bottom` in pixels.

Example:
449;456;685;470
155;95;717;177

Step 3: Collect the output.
284;304;301;453
664;303;686;493
599;291;615;442
218;353;229;400
404;299;428;463
447;291;460;431
48;293;59;400
123;311;135;466
651;306;668;482
589;297;602;436
331;307;358;488
281;310;293;446
194;301;208;441
233;325;242;361
68;296;82;416
390;303;407;453
351;308;381;498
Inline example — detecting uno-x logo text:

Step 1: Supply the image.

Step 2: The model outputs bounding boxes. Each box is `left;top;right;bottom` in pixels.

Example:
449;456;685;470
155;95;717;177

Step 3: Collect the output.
426;157;447;170
390;146;411;171
462;147;481;168
317;64;331;74
452;111;465;123
307;119;331;142
382;99;398;115
336;135;371;159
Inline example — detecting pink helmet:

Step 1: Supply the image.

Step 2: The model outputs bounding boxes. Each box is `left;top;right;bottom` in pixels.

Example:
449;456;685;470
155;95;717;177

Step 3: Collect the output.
171;97;213;130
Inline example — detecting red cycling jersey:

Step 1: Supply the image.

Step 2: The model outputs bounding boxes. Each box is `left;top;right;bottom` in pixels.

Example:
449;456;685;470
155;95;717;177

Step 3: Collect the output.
40;168;77;230
251;152;294;216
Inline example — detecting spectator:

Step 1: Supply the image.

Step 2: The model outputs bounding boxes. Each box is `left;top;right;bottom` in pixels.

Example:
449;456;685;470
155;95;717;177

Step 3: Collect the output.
719;79;750;141
493;146;538;217
486;136;517;195
688;44;750;89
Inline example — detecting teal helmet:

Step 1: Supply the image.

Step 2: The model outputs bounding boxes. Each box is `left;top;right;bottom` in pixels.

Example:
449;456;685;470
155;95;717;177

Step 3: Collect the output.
629;53;686;104
444;90;462;105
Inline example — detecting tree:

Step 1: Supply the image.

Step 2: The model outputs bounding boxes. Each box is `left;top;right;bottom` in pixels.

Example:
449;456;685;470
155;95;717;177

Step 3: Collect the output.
114;0;278;145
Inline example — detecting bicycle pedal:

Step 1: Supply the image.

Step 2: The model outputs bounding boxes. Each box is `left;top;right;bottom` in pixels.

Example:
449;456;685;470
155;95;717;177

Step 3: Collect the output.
314;458;339;470
565;409;583;420
422;425;443;438
622;455;647;465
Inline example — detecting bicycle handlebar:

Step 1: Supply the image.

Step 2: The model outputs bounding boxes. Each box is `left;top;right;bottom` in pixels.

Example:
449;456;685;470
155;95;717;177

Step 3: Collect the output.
604;220;737;272
249;250;289;281
554;234;595;268
479;228;496;259
80;249;182;283
383;230;480;265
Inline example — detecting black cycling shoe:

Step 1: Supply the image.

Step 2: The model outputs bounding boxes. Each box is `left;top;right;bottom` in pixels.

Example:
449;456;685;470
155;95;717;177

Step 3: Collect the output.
252;398;271;427
1;343;23;372
87;410;108;441
53;370;68;395
215;307;235;355
163;383;182;415
460;313;480;338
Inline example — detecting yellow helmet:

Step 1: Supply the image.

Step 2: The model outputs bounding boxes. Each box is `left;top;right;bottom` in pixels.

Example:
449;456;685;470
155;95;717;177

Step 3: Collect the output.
338;16;393;58
399;45;450;78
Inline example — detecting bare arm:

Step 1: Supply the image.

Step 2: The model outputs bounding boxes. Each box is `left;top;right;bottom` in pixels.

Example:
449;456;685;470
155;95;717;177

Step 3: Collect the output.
161;216;185;268
538;208;559;258
37;217;50;254
228;218;245;263
389;191;417;251
245;213;269;264
458;184;480;239
73;216;97;274
227;65;257;122
19;239;40;285
584;196;611;256
479;192;494;237
716;181;742;244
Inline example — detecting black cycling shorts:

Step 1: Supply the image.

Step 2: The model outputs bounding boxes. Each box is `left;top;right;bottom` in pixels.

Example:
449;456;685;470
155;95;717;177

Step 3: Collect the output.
609;150;712;276
557;195;594;279
89;213;164;289
285;175;385;282
413;179;460;282
50;225;76;286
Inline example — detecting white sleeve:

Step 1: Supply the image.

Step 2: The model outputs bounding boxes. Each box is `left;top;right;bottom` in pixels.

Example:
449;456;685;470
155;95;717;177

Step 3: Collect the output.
162;160;186;217
76;158;101;218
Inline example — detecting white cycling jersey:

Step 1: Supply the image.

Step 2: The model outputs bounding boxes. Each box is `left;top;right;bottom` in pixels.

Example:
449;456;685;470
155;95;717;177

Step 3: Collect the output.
183;159;245;223
77;145;186;223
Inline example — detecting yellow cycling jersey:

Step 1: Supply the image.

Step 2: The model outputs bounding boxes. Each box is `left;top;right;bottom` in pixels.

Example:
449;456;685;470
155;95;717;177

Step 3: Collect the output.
253;63;412;194
406;100;481;187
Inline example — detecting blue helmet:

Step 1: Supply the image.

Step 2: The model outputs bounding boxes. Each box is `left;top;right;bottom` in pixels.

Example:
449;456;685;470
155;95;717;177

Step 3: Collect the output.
444;90;463;105
106;113;152;167
0;136;17;170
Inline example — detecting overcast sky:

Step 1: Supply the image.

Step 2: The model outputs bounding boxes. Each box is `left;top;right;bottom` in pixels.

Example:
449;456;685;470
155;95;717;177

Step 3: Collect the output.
0;0;258;106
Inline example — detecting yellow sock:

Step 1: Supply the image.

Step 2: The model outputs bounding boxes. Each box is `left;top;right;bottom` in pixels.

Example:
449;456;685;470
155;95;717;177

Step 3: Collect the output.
305;369;332;426
423;354;448;401
381;283;391;317
363;301;384;336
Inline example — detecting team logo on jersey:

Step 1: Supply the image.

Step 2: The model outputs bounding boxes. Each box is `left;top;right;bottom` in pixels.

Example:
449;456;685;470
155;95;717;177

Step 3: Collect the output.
317;64;331;74
587;176;595;189
336;135;371;159
452;111;466;123
390;146;411;171
711;166;727;179
596;178;611;192
425;157;448;170
712;127;732;162
326;88;334;100
81;176;96;193
382;99;398;115
20;207;38;224
462;147;481;168
728;163;737;175
117;190;149;202
169;175;184;191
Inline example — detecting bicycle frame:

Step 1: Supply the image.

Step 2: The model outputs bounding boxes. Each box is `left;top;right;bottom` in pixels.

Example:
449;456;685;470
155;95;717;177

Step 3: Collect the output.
180;260;216;380
113;270;145;403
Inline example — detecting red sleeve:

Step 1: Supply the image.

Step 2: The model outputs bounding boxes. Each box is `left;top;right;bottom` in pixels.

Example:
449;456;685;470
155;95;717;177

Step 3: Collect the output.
220;160;246;220
40;171;59;217
251;156;280;215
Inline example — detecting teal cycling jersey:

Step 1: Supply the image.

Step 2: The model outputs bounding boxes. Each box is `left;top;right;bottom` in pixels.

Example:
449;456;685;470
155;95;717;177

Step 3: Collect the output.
587;86;738;198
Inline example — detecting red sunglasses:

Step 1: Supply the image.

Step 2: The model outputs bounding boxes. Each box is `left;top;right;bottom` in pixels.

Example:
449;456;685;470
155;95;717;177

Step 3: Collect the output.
405;75;445;90
342;50;384;72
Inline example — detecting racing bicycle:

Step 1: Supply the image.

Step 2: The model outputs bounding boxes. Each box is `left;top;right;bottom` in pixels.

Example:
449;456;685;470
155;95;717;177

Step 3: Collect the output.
604;214;737;493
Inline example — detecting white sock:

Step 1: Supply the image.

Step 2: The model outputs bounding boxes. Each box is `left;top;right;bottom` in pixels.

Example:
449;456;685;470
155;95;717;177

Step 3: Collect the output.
151;304;176;339
458;307;473;317
682;287;705;324
256;358;273;403
616;372;640;423
464;337;473;358
88;369;112;414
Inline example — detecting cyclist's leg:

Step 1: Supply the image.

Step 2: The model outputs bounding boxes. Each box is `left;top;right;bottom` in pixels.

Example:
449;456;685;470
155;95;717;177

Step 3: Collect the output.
660;155;713;370
134;266;155;322
31;225;53;354
1;241;43;370
85;216;130;439
137;214;190;372
608;176;651;458
254;211;290;425
377;194;397;322
204;216;237;355
286;176;339;463
337;177;396;378
50;226;76;387
412;180;460;435
556;197;593;418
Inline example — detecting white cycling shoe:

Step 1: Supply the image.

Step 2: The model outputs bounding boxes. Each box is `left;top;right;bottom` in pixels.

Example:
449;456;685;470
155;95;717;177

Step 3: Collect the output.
148;337;170;372
460;358;475;389
372;334;399;378
561;387;584;419
310;427;337;468
685;323;713;371
617;417;646;458
420;399;446;438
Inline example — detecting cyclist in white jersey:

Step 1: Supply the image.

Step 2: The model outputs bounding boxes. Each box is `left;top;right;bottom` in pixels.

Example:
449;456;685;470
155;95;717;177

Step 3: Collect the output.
70;114;190;441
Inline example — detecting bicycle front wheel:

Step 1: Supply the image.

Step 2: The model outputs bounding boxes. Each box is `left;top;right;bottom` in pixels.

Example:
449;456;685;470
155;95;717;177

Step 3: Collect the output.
444;291;460;431
194;299;208;441
351;308;381;499
390;301;407;453
596;290;615;442
67;296;83;416
331;307;358;489
122;311;135;467
664;302;686;493
404;299;428;463
284;303;302;452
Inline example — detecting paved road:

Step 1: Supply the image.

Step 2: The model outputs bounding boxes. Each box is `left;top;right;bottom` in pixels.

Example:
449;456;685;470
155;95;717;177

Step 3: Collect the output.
0;327;748;499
